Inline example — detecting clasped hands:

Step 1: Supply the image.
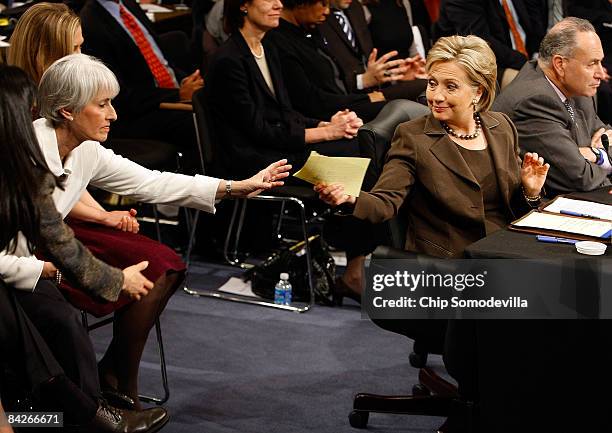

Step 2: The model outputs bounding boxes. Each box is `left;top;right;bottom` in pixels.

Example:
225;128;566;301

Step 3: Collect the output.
362;48;426;89
319;109;363;140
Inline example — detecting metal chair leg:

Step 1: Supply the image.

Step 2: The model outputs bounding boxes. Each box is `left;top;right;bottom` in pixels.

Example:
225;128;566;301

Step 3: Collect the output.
184;195;315;313
151;205;163;243
81;312;169;405
138;319;170;405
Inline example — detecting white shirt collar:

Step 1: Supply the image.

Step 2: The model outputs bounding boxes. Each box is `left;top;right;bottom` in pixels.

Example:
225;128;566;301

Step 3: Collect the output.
544;74;568;103
33;118;73;177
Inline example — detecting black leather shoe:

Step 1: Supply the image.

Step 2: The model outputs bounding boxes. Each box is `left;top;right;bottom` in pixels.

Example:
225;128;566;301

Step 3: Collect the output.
89;400;169;433
102;388;136;410
332;277;362;306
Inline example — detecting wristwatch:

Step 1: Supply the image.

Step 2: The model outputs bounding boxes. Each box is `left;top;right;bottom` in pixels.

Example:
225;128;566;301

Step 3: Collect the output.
590;147;604;165
225;180;232;197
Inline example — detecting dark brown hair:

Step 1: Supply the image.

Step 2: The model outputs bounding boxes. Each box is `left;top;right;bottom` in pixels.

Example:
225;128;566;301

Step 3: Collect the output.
223;0;249;34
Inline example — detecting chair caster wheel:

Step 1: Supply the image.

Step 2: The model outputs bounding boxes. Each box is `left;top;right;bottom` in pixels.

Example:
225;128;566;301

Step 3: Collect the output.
349;410;369;429
409;351;428;368
412;383;430;396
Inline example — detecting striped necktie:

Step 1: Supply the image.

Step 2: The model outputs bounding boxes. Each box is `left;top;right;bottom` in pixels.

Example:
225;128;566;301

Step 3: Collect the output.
333;11;356;50
119;4;176;88
500;0;528;57
549;0;563;29
564;100;575;122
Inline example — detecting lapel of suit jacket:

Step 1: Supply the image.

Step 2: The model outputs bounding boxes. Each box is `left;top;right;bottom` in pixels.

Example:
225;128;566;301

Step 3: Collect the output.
326;11;360;55
89;0;142;58
533;63;583;138
480;112;515;209
425;115;480;188
234;32;278;101
345;2;373;56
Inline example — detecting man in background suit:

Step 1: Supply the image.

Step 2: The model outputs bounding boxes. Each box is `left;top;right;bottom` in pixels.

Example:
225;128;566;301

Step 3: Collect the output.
317;0;426;100
434;0;546;87
80;0;203;163
493;17;612;195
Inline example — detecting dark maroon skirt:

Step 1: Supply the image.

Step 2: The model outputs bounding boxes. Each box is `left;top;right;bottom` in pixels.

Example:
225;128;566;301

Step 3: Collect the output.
59;218;186;317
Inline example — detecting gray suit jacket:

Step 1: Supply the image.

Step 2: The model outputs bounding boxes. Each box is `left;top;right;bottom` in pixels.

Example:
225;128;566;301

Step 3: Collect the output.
493;60;612;194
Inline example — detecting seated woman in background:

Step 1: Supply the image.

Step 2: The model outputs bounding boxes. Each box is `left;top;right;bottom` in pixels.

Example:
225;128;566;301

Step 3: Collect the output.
206;0;363;179
7;2;84;83
207;0;387;297
0;64;167;432
4;52;290;410
316;35;549;285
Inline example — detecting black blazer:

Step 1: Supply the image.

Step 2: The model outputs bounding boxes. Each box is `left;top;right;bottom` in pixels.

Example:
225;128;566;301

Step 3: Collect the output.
267;19;370;120
317;1;373;92
206;31;320;178
434;0;546;71
80;0;181;121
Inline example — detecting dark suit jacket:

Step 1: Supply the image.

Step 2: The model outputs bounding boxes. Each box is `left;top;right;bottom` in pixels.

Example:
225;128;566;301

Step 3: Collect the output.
493;60;612;194
434;0;546;71
80;0;181;121
317;1;373;92
206;31;320;178
354;111;527;258
267;19;372;120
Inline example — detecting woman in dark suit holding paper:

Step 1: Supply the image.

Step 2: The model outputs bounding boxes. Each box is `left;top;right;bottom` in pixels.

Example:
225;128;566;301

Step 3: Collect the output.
317;35;550;259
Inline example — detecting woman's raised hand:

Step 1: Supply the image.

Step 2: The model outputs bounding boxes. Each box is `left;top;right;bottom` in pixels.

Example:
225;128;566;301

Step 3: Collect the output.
314;183;356;206
520;152;549;197
232;159;292;198
121;261;154;301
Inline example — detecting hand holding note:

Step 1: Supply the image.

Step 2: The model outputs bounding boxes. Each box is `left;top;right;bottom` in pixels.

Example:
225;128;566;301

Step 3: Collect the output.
293;151;370;197
314;183;356;206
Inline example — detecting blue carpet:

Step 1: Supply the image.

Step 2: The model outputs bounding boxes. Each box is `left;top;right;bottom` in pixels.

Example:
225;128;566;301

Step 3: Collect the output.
89;260;446;433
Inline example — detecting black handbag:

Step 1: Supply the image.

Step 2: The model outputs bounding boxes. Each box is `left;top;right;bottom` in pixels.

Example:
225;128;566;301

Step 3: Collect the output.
246;235;337;305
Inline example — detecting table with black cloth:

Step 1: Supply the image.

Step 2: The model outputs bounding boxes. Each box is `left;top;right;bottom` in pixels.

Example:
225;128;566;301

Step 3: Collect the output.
447;188;611;433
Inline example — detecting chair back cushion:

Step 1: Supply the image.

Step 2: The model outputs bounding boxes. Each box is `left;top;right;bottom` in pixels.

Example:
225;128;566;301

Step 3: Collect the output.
358;100;429;190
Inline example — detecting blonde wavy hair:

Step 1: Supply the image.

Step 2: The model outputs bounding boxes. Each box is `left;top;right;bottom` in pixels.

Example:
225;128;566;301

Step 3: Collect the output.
7;2;81;83
426;35;497;112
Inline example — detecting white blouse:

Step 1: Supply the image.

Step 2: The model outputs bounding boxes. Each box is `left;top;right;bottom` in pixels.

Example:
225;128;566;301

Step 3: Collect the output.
0;118;222;290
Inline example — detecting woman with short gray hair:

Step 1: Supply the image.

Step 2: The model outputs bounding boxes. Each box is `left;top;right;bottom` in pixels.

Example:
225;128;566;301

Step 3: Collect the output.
21;53;291;409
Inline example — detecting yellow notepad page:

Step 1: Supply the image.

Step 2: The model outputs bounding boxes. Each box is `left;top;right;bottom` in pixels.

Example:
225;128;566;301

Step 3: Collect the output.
293;151;370;197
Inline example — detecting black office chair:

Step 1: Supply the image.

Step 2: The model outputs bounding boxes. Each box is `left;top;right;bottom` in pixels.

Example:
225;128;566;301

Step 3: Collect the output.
349;100;462;430
184;88;322;312
349;246;458;430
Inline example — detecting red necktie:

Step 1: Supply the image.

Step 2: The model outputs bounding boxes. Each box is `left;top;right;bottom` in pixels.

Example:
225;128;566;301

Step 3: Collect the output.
501;0;528;57
119;4;176;88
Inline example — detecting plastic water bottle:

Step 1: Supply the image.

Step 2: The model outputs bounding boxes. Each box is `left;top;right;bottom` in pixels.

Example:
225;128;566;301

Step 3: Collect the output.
274;273;289;305
283;275;292;306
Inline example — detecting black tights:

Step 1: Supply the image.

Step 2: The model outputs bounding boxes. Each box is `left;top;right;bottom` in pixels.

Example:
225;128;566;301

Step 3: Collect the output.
98;271;183;409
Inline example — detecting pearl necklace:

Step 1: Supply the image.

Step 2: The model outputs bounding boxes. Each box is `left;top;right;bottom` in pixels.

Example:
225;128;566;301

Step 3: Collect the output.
441;113;482;140
250;43;264;59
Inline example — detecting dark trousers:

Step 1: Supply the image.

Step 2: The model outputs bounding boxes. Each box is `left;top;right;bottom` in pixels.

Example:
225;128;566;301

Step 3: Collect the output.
0;281;63;394
14;281;101;399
